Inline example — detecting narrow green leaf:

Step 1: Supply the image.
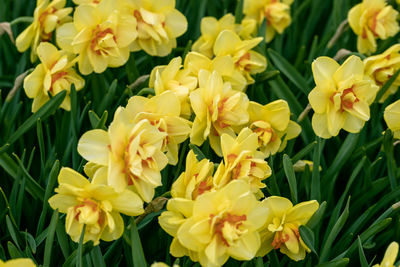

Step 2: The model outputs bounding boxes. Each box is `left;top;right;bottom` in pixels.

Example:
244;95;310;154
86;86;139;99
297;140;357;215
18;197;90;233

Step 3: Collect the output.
307;201;327;229
254;257;263;267
43;210;59;267
268;76;303;116
88;110;101;129
383;130;397;190
6;215;22;250
130;219;147;267
137;87;154;97
56;218;70;259
90;246;106;267
77;226;86;267
7;241;24;259
188;144;206;161
256;70;280;82
311;137;321;201
95;110;108;130
234;0;244;23
315;258;349;267
291;141;316;163
357;236;369;267
299;225;317;255
283;154;298;204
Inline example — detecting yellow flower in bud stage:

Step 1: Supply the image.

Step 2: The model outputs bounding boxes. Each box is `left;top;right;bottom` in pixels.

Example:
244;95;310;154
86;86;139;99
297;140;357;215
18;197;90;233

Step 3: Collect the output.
171;150;214;200
56;0;137;75
16;0;72;62
23;42;85;113
172;180;269;267
243;0;293;42
348;0;400;54
364;44;400;102
122;0;188;57
248;100;301;157
125;91;192;165
78;108;168;202
213;128;271;195
192;14;236;59
384;99;400;139
0;258;36;267
184;51;247;91
373;242;399;267
190;70;250;156
149;57;198;119
48;167;144;245
213;30;267;85
293;160;321;172
257;196;319;261
308;56;379;138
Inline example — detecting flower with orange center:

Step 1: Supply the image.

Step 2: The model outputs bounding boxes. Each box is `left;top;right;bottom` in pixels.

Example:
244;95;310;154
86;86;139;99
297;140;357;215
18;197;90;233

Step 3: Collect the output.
308;56;379;138
213;128;271;195
16;0;72;62
189;70;250;156
48;167;144;245
257;196;319;261
78;108;168;202
364;44;400;102
248;100;301;157
122;0;187;56
56;0;137;74
348;0;400;54
23;42;85;112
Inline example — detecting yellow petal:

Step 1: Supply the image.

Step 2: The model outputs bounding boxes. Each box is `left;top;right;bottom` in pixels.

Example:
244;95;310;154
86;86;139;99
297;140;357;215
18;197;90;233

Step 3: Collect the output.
333;55;364;84
311;56;339;91
380;242;399;266
213;30;241;56
48;194;78;213
286;200;319;225
15;25;34;52
24;64;45;98
58;167;90;187
78;129;110;165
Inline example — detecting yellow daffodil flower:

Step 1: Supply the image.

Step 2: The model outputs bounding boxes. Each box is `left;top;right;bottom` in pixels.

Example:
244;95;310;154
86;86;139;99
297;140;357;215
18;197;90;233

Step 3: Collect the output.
348;0;400;54
171;150;214;200
293;160;322;172
213;30;267;85
125;91;192;165
150;263;179;267
170;180;269;267
48;167;144;245
192;14;236;58
213;128;271;194
0;258;36;267
16;0;72;62
190;70;249;156
78;108;168;202
73;0;102;5
373;241;399;267
149;57;198;119
56;0;137;75
364;44;400;102
184;51;247;91
235;18;258;40
308;56;379;138
248;100;301;157
243;0;293;42
122;0;187;57
257;196;319;261
23;42;85;112
384;99;400;139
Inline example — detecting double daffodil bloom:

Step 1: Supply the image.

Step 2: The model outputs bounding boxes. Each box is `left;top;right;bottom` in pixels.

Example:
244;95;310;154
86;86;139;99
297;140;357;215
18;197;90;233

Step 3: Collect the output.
213;30;266;85
184;51;247;91
125;91;192;165
248;100;301;157
23;42;85;112
243;0;293;42
57;0;137;74
364;44;400;102
16;0;72;62
257;196;319;261
0;258;36;267
348;0;400;54
48;167;144;245
168;180;269;267
149;57;198;119
190;70;249;156
373;242;399;267
123;0;187;56
214;128;271;194
308;56;379;138
73;0;102;5
78;108;168;202
384;99;400;139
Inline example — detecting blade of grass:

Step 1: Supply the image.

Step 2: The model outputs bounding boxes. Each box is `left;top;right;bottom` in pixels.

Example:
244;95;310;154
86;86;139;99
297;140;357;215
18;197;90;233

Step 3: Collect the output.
130;218;147;267
283;154;298;204
43;210;59;267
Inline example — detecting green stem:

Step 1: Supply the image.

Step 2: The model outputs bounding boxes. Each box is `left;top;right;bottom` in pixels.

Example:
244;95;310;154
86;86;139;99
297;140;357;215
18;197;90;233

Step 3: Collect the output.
10;16;33;26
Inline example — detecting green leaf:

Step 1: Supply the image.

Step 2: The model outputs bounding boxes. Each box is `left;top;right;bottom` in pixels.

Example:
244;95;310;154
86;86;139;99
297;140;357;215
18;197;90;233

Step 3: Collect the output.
383;129;397;190
357;236;369;267
299;225;317;255
234;0;244;23
130;219;147;267
6;215;22;250
283;154;298;204
90;246;106;267
307;201;327;229
77;226;86;267
311;137;322;202
315;258;349;267
43;210;59;267
188;144;206;161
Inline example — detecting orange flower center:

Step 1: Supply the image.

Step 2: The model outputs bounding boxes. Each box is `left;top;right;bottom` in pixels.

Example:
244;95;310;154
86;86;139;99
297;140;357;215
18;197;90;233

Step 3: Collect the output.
329;86;359;112
271;227;300;249
210;213;247;247
90;25;116;55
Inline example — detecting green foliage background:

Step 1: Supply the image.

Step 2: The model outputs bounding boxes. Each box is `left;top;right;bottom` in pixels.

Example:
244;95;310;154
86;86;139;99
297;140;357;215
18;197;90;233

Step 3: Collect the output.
0;0;399;266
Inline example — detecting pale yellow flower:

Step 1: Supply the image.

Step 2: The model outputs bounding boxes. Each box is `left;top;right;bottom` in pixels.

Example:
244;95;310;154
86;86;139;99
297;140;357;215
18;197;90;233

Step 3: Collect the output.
257;196;319;261
149;57;198;119
364;44;400;102
48;167;144;245
384;99;400;139
348;0;400;54
57;0;137;74
125;91;192;165
293;160;322;172
73;0;102;5
16;0;72;62
248;100;301;157
372;241;399;267
77;108;168;202
0;258;36;267
235;18;258;40
308;56;379;138
213;128;271;194
190;70;249;156
150;263;179;267
122;0;187;56
23;42;84;113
